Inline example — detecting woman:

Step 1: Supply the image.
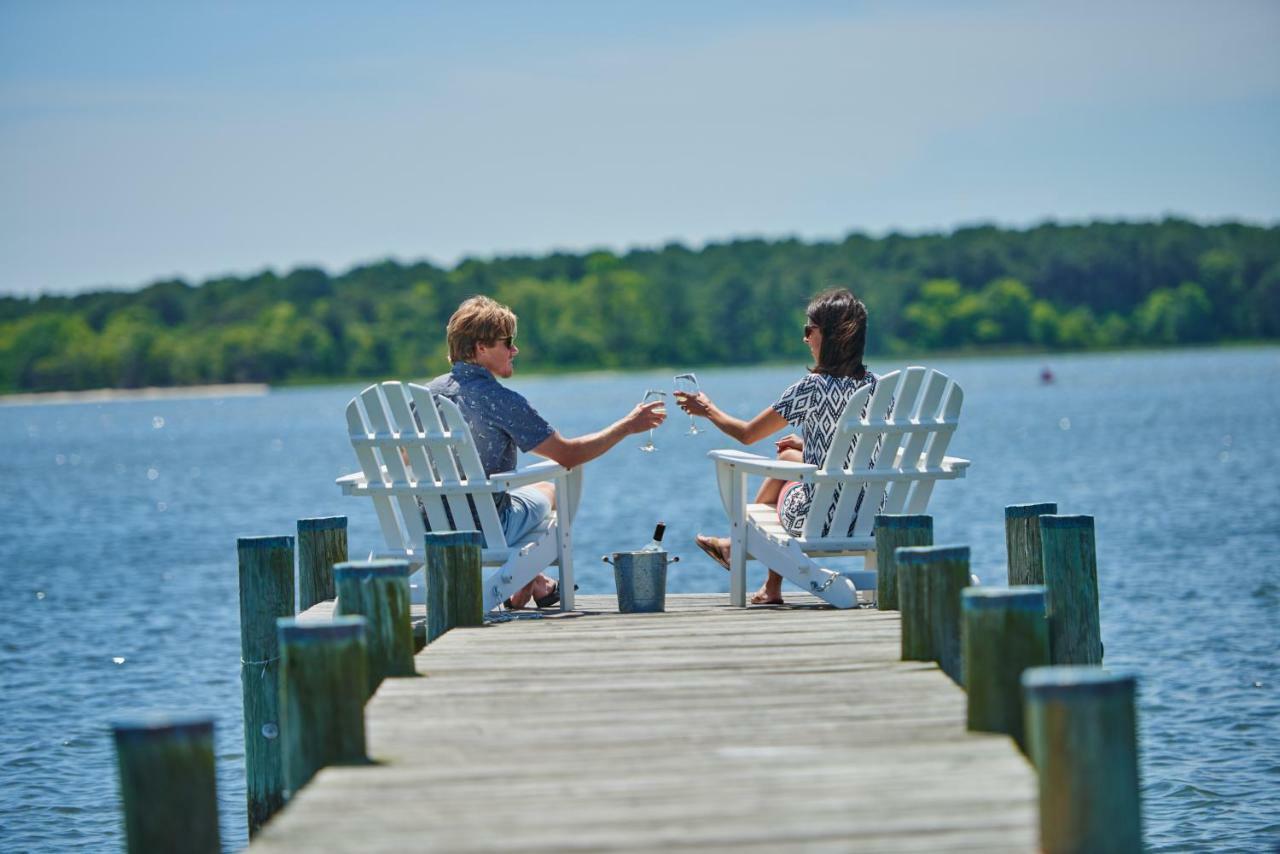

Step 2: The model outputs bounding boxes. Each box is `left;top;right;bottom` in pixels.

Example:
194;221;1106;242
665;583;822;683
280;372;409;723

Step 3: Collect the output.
675;288;878;605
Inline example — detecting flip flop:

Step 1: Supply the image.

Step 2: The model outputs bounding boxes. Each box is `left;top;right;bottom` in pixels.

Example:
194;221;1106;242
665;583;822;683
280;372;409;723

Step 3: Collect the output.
695;534;731;571
748;591;785;606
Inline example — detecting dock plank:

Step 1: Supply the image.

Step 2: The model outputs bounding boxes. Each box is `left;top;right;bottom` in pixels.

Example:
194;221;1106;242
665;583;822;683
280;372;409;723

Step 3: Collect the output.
256;595;1037;851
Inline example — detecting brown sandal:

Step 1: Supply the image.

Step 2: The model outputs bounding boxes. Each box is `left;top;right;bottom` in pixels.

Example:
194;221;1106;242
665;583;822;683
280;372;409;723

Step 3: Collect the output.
695;534;731;571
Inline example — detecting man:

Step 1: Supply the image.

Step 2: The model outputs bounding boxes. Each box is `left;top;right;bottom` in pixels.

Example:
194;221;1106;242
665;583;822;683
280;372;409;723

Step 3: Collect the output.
426;295;665;608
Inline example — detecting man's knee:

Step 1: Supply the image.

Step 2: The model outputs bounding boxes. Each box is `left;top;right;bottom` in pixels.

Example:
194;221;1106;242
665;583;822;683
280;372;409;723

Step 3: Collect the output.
534;481;557;510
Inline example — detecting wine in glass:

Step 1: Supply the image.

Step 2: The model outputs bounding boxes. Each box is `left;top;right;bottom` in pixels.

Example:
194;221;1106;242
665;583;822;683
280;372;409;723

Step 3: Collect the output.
638;389;666;452
673;373;701;435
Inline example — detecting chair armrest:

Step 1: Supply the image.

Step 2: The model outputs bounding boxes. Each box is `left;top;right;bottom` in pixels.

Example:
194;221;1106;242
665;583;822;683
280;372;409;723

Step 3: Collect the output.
336;471;365;486
488;459;571;489
707;449;818;480
890;449;972;473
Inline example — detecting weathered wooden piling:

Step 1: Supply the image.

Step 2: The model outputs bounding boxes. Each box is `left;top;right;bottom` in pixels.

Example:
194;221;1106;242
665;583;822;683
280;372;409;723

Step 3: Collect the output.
277;617;369;795
962;586;1050;753
237;535;294;833
896;545;970;683
297;516;347;612
928;546;970;685
113;717;220;854
334;559;415;695
896;547;931;662
1023;667;1142;853
425;531;484;644
1040;515;1103;665
873;514;933;611
1004;503;1057;585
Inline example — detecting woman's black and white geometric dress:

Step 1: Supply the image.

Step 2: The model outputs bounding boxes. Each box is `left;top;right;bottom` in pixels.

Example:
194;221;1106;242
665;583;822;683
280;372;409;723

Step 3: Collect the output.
771;370;879;536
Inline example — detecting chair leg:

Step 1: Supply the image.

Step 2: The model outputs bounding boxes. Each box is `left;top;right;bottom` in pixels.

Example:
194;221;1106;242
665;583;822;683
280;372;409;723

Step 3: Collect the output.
484;537;557;612
556;517;574;611
729;531;747;607
556;472;579;611
748;534;859;609
729;472;747;607
863;550;878;607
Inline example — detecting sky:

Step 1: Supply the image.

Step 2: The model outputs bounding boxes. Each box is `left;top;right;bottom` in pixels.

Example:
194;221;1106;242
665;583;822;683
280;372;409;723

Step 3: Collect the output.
1;0;1278;297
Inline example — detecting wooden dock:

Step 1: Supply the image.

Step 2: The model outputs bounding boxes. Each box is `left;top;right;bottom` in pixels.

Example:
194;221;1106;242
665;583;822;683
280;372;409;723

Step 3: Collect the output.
252;594;1037;852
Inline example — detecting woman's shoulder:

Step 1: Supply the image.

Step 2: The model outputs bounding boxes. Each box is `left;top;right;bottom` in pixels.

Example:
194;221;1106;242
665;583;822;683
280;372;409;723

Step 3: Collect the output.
778;369;877;402
777;371;835;399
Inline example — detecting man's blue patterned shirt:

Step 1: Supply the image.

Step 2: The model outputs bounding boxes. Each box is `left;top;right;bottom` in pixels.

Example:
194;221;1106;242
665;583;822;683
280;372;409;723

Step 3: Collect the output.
426;362;555;514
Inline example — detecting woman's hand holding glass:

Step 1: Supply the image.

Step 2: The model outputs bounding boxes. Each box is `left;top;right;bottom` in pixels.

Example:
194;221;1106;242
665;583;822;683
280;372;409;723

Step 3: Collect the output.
674;388;712;419
673;373;701;435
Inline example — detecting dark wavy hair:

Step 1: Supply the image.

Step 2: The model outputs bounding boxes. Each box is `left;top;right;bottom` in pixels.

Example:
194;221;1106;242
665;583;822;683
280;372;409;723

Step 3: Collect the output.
807;288;868;379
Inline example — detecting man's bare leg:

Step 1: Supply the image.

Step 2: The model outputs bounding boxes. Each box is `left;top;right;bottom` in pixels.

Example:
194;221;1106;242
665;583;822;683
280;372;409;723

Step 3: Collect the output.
531;480;556;510
505;481;558;608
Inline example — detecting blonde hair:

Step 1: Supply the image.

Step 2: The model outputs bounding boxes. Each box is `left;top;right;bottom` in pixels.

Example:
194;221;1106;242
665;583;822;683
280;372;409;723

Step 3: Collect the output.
447;296;517;363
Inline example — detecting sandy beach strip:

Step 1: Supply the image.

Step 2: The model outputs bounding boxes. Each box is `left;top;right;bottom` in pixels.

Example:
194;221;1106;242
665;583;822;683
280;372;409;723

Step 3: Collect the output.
0;383;270;407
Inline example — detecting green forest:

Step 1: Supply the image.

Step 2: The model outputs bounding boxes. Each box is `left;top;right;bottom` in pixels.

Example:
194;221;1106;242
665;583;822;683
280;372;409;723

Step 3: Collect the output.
2;218;1277;393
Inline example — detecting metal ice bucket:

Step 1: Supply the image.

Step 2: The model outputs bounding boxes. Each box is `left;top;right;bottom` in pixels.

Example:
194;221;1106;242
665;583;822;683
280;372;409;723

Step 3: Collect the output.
602;550;679;613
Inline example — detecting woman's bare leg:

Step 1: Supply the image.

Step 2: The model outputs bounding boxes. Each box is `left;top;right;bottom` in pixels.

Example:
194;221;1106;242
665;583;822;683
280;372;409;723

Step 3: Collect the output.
754;448;802;504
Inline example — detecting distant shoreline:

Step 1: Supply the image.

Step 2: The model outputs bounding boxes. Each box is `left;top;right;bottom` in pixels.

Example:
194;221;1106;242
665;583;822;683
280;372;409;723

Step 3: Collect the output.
3;341;1276;404
0;383;269;407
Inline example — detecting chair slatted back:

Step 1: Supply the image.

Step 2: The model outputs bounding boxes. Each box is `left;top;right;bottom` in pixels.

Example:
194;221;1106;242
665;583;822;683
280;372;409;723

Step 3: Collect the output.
429;393;508;549
849;366;926;537
881;369;949;514
903;378;963;514
360;384;430;551
818;375;897;539
403;383;485;538
800;372;894;540
345;382;509;553
345;393;406;552
381;382;449;531
798;367;963;541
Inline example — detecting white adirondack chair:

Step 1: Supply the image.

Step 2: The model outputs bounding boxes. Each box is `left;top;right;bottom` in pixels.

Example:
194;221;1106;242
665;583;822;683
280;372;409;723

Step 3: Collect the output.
709;366;969;608
336;381;582;612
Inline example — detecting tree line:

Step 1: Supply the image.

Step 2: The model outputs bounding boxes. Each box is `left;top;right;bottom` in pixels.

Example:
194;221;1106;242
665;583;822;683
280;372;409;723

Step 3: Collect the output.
1;218;1277;393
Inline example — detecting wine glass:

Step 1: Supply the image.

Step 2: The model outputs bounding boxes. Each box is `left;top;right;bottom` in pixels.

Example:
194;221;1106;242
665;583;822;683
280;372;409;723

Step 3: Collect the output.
673;373;701;435
638;390;666;452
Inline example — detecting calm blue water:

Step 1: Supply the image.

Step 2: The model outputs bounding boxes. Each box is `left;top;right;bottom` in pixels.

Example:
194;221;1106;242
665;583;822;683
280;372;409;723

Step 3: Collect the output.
1;348;1278;852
